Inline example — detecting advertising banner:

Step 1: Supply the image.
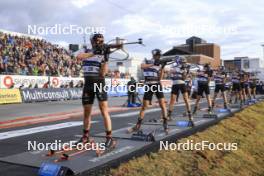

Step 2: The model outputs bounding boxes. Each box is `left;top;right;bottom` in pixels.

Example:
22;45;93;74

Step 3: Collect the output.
0;89;22;104
20;88;82;102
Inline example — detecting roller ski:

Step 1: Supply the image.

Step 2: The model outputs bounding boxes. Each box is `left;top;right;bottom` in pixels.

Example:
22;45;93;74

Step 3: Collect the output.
45;146;71;157
127;117;142;133
45;136;91;157
54;137;95;162
203;107;217;118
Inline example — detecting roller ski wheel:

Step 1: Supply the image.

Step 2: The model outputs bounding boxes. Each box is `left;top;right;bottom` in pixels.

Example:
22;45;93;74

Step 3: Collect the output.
127;123;141;134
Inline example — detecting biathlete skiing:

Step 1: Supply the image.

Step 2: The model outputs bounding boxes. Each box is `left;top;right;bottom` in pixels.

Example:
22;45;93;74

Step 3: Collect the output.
212;66;228;109
76;33;116;150
244;72;252;101
229;69;244;107
167;57;194;127
192;63;214;115
127;49;169;134
249;73;257;99
239;70;247;105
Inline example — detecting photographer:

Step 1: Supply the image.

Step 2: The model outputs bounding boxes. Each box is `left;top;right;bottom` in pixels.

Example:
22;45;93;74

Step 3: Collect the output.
127;77;137;104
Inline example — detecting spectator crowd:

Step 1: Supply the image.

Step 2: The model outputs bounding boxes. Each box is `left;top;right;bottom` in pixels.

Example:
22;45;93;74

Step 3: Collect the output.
0;32;82;77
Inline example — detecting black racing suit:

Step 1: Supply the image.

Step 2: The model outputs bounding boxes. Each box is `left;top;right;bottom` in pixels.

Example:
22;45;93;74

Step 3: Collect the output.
82;53;108;105
196;69;213;96
143;59;164;101
170;63;188;95
239;73;246;89
214;71;227;93
231;73;241;91
249;78;256;89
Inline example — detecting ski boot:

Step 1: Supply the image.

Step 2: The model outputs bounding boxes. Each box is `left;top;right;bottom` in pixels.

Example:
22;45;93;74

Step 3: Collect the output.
127;117;142;133
96;136;117;157
167;110;172;121
224;103;228;109
212;101;215;110
192;106;198;115
187;112;194;127
75;129;91;145
163;118;169;135
208;107;213;114
105;136;116;149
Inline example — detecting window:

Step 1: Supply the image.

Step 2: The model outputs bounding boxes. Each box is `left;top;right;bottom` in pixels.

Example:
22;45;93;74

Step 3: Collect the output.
243;60;249;69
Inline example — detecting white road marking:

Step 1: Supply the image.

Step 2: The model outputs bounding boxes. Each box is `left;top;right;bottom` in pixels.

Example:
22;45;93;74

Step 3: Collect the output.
111;98;218;119
111;108;160;118
0;121;98;140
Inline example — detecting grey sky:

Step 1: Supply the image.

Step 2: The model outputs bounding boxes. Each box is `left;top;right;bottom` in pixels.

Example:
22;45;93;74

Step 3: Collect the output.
0;0;263;60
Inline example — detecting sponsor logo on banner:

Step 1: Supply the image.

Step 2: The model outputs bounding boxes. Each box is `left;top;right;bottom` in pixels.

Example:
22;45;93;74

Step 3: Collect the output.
0;89;22;104
50;77;84;88
21;88;70;102
20;88;83;102
0;75;48;88
105;78;129;87
51;77;59;87
0;75;130;88
68;88;82;99
3;76;14;88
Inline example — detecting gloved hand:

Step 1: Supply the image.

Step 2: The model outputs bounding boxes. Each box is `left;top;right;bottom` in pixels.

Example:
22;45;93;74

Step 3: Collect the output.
93;46;104;55
154;59;160;66
103;46;110;62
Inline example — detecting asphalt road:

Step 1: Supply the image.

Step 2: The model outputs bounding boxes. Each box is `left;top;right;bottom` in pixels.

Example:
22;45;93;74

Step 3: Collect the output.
0;94;222;176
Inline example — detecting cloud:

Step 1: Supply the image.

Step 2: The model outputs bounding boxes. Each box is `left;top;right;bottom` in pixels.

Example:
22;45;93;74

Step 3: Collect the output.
0;0;263;60
71;0;95;8
110;0;264;59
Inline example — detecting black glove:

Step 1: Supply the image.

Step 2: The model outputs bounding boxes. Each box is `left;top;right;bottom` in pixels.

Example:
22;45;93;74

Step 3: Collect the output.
93;46;104;55
154;59;160;66
103;45;110;62
93;44;108;55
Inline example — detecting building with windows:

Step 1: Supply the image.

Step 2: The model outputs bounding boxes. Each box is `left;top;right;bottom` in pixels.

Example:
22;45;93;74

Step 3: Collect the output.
163;36;221;68
223;57;264;81
108;57;143;80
